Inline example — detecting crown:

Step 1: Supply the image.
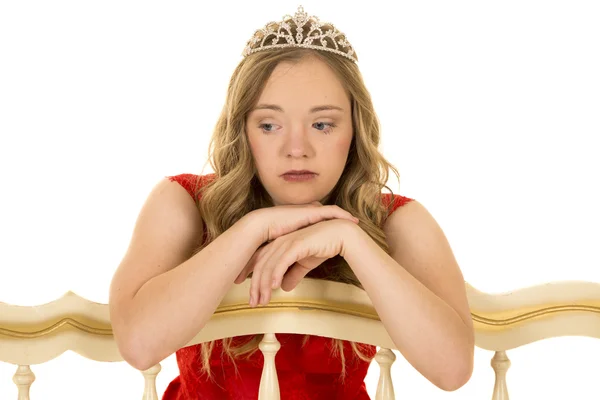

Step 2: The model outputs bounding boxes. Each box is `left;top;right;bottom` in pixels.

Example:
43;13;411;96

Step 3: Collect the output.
242;5;357;63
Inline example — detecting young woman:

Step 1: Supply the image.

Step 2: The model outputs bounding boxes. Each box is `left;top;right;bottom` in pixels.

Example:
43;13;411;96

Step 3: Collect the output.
108;6;475;399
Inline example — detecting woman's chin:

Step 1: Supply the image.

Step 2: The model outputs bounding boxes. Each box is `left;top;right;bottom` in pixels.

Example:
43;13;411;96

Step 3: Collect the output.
273;197;320;206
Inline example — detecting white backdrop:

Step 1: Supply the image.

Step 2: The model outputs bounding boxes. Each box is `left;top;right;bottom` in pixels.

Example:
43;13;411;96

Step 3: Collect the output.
1;0;599;399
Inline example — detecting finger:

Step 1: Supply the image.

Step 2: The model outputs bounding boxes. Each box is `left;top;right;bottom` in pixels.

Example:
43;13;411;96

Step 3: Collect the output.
300;255;329;270
261;237;303;305
236;244;268;284
263;240;308;302
259;241;291;305
269;251;299;290
249;262;261;307
234;267;251;284
280;262;313;292
235;253;256;284
273;255;324;289
249;242;277;307
234;259;251;284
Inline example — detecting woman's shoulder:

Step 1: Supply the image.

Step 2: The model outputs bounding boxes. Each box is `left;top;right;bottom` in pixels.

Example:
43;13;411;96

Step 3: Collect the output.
165;172;217;201
381;192;414;216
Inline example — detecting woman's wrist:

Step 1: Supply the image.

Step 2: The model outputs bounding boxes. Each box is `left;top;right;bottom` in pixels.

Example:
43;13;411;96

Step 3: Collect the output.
237;210;268;247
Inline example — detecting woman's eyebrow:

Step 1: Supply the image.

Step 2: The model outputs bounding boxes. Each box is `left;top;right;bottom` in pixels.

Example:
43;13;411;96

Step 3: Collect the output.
251;104;344;113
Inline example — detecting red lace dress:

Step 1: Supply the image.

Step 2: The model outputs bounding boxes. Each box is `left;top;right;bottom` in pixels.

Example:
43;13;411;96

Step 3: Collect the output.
161;173;414;400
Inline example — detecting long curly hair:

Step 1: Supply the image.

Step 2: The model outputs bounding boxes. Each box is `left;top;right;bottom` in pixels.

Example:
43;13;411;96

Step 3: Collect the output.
189;19;401;384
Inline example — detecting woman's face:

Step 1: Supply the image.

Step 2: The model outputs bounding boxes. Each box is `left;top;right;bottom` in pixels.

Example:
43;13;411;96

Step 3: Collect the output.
245;56;354;206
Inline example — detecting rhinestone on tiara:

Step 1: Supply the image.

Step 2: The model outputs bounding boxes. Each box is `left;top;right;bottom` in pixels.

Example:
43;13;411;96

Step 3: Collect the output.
242;5;357;63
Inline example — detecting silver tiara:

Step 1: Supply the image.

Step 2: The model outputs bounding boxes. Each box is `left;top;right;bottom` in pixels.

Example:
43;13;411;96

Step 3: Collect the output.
242;5;357;63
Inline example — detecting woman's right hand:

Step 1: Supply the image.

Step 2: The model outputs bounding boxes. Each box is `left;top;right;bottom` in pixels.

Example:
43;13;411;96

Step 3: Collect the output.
234;201;359;285
247;201;360;244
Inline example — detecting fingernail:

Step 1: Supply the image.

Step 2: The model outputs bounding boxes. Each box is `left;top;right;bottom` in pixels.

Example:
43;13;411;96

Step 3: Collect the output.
249;294;255;307
271;278;278;289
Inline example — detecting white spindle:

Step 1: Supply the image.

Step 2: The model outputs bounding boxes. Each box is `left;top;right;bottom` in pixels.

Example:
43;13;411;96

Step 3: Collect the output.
375;347;396;400
491;350;511;400
13;365;35;400
258;333;281;400
141;363;161;400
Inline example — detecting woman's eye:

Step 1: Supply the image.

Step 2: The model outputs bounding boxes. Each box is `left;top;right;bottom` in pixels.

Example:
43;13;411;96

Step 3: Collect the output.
258;122;336;134
259;123;276;132
314;122;336;134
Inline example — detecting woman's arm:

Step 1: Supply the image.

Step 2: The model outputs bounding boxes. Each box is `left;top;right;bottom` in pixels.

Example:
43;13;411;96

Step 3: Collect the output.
341;201;474;391
109;178;263;371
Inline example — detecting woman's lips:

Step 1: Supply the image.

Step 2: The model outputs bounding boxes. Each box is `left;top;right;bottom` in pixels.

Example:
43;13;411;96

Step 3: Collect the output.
281;173;317;182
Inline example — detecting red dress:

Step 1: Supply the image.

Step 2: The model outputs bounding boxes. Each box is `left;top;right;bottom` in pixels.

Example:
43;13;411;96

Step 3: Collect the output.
162;173;414;400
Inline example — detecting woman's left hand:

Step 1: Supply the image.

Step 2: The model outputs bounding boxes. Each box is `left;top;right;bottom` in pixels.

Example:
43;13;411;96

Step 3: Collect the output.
241;218;357;307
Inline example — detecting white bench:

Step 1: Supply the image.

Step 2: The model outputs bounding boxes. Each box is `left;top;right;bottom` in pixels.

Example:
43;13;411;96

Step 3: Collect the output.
2;278;599;399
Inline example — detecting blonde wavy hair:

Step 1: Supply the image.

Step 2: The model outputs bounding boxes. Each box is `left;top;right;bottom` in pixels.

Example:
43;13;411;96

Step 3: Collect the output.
190;19;401;384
